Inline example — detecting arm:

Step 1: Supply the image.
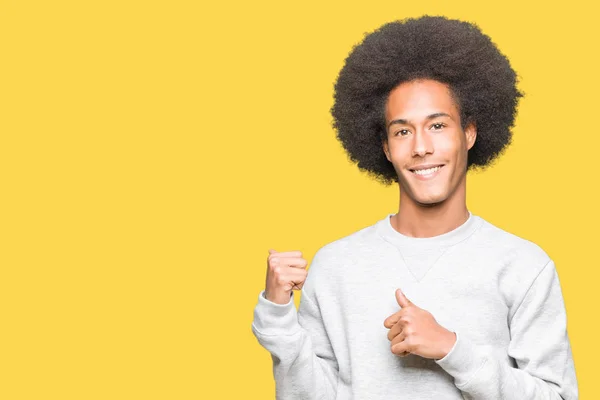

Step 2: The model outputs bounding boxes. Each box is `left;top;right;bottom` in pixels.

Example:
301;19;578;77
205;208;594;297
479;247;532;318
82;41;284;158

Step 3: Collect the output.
435;259;578;399
251;255;339;400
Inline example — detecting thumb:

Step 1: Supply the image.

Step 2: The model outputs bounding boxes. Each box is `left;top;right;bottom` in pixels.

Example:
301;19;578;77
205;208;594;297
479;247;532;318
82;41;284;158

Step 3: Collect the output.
395;288;412;308
268;249;277;254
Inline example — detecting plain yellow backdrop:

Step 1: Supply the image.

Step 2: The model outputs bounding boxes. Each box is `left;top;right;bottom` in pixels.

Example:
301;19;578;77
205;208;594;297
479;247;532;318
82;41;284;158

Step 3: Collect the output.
0;0;597;398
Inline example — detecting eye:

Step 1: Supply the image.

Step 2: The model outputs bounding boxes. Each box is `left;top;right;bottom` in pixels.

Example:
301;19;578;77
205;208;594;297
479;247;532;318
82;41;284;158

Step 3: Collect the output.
393;123;446;136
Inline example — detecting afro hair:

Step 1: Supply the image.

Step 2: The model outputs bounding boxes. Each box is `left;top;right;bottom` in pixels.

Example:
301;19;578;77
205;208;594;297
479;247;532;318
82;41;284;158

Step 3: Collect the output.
330;15;524;186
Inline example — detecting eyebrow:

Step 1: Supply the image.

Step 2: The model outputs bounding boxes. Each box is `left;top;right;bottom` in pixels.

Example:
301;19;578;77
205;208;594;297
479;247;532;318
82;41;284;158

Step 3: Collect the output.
387;112;452;129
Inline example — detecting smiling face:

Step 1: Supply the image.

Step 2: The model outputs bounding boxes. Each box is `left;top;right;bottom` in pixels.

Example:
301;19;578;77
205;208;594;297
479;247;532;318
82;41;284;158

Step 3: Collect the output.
383;79;477;207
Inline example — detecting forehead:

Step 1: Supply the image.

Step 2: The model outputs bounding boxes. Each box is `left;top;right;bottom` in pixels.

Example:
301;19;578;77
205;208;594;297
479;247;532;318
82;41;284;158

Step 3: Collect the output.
385;79;458;120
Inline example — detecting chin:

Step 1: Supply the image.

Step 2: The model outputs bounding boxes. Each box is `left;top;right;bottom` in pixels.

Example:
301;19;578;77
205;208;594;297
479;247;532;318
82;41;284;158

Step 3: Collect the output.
415;198;445;207
413;192;448;206
399;177;448;204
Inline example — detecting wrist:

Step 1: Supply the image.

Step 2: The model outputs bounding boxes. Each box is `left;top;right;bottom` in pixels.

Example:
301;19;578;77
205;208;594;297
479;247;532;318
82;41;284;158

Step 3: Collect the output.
439;330;457;359
264;289;292;305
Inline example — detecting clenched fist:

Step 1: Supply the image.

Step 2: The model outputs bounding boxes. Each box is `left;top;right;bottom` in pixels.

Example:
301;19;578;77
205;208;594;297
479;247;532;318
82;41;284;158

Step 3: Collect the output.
264;249;308;305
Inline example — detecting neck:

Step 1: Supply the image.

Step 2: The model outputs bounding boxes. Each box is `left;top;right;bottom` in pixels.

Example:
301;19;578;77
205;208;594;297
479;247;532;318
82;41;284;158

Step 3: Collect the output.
392;176;469;238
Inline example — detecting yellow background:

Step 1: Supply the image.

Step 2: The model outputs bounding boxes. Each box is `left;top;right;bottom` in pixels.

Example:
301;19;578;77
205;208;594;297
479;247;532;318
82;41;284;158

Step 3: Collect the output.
0;0;596;398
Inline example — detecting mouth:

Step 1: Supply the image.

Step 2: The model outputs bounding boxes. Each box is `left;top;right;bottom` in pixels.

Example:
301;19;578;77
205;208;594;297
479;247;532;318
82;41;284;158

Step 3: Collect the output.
408;165;445;180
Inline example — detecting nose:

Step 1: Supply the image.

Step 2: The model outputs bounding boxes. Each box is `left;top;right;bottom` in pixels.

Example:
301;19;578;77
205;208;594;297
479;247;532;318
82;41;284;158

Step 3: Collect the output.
411;128;434;157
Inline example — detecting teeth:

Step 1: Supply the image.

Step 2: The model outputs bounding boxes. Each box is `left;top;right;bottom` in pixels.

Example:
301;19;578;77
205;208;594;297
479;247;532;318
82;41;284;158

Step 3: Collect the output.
412;166;442;175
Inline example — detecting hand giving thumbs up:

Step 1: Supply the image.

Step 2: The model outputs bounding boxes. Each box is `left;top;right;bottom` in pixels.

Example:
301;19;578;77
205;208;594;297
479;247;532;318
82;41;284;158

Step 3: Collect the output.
383;288;457;360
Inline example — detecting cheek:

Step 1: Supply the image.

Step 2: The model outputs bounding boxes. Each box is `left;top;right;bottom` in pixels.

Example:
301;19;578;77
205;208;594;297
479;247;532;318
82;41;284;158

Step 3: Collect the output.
436;136;465;162
435;135;457;152
387;144;410;163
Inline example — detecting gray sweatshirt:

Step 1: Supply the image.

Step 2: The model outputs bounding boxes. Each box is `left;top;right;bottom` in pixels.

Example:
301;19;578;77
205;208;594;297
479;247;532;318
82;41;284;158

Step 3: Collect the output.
251;211;578;399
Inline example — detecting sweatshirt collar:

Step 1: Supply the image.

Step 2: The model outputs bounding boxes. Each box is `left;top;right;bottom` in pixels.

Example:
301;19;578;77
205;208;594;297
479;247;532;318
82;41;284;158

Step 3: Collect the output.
376;210;483;250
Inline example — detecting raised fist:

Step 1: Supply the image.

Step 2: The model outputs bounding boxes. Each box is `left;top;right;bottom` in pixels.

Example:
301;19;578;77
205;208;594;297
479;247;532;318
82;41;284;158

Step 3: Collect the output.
264;249;308;305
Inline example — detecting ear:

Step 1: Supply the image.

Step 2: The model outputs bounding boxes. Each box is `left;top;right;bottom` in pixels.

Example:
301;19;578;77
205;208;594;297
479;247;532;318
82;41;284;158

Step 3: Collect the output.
383;140;391;162
465;121;477;151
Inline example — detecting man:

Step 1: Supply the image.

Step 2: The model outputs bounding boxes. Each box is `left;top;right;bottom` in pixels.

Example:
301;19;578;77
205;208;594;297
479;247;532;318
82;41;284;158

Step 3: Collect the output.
251;15;578;399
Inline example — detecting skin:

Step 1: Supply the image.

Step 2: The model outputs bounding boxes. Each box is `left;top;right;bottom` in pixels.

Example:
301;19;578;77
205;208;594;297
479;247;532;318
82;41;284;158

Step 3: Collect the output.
384;288;457;359
383;78;477;238
381;78;477;359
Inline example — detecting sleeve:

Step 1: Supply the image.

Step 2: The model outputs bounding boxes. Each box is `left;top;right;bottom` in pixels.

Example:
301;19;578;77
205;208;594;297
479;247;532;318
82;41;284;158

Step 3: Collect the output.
251;267;339;399
434;259;579;399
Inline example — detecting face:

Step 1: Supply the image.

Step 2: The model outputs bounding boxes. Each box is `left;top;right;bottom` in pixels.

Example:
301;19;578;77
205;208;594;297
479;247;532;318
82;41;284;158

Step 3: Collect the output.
382;79;477;207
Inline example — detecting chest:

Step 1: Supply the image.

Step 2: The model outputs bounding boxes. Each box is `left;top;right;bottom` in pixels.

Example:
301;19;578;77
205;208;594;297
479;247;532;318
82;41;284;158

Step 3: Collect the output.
317;246;511;348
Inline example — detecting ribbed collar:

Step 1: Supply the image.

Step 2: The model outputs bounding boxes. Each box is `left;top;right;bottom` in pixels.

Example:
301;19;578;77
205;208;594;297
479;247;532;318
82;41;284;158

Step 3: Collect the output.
376;210;483;251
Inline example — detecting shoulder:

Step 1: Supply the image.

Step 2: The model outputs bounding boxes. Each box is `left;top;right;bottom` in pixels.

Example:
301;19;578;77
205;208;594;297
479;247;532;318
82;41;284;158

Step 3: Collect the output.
475;216;555;304
306;217;382;275
315;218;381;259
476;216;551;267
301;218;381;299
468;215;560;313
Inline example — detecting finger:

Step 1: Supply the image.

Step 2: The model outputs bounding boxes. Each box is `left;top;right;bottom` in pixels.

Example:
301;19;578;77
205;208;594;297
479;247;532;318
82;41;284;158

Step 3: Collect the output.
391;340;410;357
390;328;406;347
285;269;308;290
387;321;403;341
383;315;395;329
268;249;303;258
270;256;308;269
291;279;304;290
395;288;413;308
383;309;407;328
384;314;398;329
